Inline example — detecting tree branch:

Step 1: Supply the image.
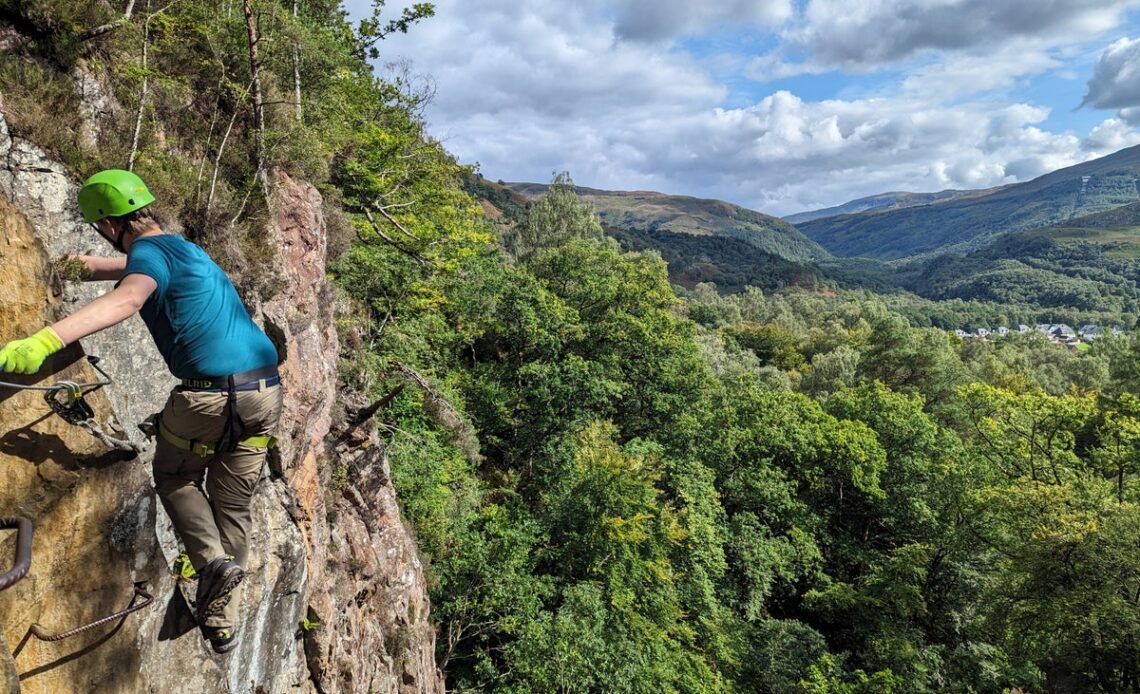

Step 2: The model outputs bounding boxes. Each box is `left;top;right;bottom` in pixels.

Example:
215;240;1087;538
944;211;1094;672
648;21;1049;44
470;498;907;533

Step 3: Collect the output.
360;207;426;264
373;202;421;242
80;0;137;40
352;384;406;426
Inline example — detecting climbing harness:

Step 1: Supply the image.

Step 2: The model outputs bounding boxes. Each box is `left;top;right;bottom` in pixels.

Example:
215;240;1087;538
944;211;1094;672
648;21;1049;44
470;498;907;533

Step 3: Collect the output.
0;517;32;592
0;355;141;453
156;418;276;457
149;366;281;457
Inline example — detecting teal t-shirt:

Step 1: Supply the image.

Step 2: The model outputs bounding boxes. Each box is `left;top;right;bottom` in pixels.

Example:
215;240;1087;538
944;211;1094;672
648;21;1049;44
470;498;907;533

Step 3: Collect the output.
123;235;278;379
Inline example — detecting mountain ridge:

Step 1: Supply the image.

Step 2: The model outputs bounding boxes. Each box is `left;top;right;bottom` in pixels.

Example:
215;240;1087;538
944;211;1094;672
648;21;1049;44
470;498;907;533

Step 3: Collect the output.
506;182;830;263
784;186;1008;225
796;144;1140;260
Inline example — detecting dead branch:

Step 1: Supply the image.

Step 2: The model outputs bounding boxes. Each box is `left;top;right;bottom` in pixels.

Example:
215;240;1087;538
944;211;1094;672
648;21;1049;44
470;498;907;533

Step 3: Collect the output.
360;207;426;264
206;100;240;215
373;203;421;242
194;75;227;206
206;77;254;215
292;0;302;123
229;184;255;227
395;361;483;463
352;384;406;426
80;0;137;40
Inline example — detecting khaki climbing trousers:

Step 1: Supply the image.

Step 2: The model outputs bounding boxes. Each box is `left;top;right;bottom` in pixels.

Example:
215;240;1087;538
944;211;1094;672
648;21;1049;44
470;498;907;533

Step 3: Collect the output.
152;382;282;627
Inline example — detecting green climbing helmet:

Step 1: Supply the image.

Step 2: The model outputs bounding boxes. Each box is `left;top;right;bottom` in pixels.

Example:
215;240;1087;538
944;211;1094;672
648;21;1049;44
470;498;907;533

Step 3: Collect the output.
77;169;155;223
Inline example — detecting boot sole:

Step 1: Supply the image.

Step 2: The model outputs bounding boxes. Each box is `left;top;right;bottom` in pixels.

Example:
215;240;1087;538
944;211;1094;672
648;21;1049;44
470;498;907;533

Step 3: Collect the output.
197;568;244;622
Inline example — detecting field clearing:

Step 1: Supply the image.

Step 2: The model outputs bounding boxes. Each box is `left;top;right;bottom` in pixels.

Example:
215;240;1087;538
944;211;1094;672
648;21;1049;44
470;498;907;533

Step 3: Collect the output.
1041;225;1140;258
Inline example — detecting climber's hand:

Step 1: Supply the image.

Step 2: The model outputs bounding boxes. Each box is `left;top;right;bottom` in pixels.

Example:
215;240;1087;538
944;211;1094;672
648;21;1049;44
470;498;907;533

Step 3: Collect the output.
0;328;64;374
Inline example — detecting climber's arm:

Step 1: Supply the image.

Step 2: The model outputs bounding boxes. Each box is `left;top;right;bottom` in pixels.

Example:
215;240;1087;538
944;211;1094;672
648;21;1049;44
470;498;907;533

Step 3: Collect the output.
51;273;157;345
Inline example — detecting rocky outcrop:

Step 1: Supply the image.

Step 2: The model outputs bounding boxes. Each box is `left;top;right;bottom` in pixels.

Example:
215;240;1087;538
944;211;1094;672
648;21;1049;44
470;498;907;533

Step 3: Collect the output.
261;173;442;694
0;102;440;692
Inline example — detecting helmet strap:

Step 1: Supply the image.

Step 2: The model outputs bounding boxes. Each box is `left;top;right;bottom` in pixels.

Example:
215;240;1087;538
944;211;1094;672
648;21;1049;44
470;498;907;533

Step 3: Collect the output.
94;220;128;254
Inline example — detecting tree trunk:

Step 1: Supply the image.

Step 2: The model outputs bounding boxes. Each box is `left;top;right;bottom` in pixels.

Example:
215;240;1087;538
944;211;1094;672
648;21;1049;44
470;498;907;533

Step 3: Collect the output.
292;0;302;123
126;0;152;171
243;0;271;202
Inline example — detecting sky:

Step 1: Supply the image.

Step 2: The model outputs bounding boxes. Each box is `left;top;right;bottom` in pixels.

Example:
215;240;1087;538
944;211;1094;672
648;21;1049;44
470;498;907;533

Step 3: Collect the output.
346;0;1140;217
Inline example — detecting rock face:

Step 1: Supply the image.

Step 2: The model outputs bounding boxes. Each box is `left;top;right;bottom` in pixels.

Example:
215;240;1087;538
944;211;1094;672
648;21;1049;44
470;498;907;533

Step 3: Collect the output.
0;105;441;693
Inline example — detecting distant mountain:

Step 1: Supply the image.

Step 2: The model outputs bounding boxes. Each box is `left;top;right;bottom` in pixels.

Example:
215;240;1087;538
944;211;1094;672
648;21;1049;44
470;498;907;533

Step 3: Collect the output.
798;145;1140;260
784;187;1006;225
507;183;829;264
897;202;1140;314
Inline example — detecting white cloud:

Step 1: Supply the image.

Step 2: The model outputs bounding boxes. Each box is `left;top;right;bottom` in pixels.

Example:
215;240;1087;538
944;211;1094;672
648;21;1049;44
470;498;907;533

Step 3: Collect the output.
1083;37;1140;109
1082;117;1140;151
354;0;1140;217
631;93;1089;214
899;45;1061;99
371;0;723;125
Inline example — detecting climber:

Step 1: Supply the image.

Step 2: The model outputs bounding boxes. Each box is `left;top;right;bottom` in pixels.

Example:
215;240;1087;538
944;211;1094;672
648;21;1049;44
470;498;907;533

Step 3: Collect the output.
0;169;282;654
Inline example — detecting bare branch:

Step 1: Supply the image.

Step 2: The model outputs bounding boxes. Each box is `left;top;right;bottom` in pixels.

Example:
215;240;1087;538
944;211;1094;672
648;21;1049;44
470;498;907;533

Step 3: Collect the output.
352;384;406;426
194;76;227;207
361;207;426;264
80;0;137;40
292;0;302;123
229;184;255;227
207;96;242;215
374;203;421;242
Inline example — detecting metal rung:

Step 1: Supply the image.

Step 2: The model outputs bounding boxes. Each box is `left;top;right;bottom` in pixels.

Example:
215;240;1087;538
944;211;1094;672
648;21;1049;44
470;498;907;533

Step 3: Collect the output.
0;517;32;592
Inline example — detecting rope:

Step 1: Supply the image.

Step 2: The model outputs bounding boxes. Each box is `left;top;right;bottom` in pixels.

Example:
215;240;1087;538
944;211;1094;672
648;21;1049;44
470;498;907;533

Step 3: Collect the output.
79;420;144;454
0;378;110;392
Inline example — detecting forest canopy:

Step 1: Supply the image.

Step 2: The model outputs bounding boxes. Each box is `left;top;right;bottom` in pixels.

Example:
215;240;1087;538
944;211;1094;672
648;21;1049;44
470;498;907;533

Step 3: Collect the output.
4;2;1140;691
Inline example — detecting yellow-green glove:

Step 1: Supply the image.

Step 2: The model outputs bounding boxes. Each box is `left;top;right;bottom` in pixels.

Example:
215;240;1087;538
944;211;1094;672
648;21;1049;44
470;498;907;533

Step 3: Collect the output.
0;327;64;374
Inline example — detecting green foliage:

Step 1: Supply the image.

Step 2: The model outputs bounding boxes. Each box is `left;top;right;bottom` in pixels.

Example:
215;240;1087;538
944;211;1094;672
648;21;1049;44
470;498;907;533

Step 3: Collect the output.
505;172;606;262
19;1;1139;689
300;616;321;632
354;0;435;59
519;184;828;263
611;224;826;293
0;53;96;173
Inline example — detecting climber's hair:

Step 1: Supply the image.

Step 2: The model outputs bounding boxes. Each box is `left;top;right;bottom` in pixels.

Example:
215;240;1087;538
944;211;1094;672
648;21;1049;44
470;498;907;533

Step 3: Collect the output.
109;206;163;236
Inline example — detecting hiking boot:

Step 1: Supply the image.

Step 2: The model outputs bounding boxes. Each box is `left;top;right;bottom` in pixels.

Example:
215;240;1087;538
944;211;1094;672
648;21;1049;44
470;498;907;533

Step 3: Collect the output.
201;624;239;654
195;556;244;622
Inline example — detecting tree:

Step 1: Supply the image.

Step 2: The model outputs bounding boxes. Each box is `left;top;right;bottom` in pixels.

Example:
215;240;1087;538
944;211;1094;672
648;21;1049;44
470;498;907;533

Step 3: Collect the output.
506;172;606;263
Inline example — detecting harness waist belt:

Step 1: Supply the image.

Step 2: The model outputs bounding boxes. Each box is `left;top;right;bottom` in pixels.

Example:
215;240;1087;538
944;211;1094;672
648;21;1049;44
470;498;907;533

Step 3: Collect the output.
181;365;280;391
158;420;276;457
